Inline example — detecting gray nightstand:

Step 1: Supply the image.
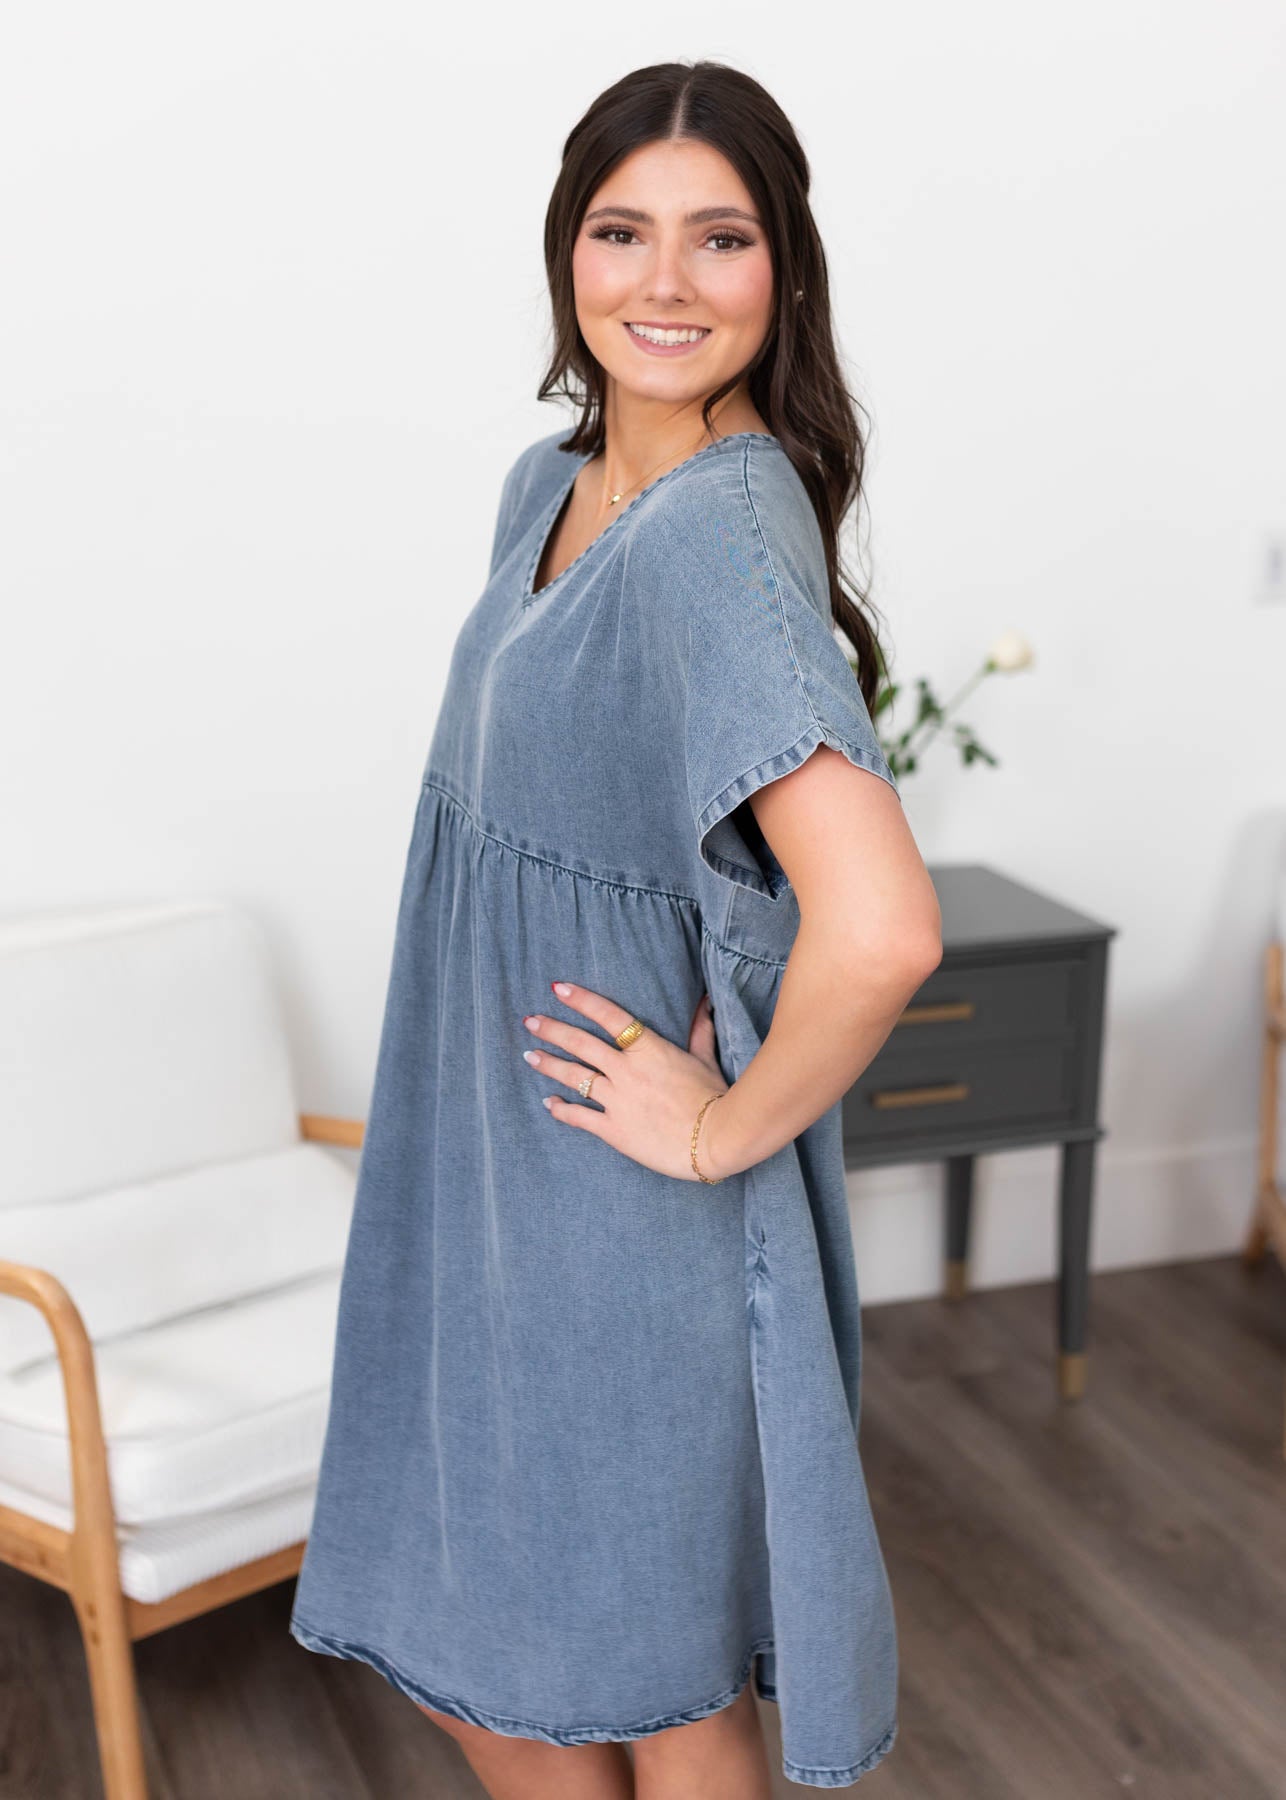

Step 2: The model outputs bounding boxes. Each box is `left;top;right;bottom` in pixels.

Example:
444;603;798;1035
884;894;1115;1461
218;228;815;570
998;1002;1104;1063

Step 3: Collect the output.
841;863;1117;1401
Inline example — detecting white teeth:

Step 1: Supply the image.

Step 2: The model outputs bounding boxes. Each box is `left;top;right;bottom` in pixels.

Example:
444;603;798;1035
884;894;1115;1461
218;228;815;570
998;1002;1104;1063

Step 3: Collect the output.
626;322;709;346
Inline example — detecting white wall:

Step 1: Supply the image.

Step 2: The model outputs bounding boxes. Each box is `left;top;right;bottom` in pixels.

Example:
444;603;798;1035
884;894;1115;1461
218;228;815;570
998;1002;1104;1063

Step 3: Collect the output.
2;4;1281;1303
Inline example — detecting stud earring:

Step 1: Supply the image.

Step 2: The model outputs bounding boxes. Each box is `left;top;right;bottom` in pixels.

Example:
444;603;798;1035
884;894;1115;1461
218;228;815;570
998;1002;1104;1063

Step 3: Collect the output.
795;288;804;300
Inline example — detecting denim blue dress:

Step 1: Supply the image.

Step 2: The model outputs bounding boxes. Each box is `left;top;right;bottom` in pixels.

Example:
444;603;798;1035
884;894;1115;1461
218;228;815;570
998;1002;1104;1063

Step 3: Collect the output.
289;427;901;1788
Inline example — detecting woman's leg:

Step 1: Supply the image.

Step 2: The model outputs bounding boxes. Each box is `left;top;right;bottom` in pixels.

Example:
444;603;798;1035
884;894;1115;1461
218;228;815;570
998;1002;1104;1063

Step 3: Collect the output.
416;1703;635;1800
631;1681;772;1800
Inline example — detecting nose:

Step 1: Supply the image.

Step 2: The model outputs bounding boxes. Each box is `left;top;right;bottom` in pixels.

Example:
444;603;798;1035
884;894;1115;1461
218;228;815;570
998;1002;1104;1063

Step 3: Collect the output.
642;237;697;307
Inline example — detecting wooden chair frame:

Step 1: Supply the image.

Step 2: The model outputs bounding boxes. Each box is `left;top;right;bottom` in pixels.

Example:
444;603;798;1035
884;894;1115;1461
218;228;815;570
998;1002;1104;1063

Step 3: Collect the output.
0;1112;364;1800
1243;939;1286;1456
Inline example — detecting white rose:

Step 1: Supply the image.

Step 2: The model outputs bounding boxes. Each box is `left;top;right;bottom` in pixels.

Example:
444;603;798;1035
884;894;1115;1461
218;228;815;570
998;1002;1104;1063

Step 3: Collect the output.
986;630;1034;673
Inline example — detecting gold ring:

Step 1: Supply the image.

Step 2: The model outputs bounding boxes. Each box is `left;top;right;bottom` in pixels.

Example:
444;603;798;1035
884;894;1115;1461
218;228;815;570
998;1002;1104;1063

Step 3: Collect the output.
578;1072;598;1098
614;1017;647;1049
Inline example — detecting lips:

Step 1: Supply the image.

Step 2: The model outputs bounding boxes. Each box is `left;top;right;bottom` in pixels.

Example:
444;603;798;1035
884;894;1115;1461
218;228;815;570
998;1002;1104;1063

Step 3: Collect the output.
623;321;712;351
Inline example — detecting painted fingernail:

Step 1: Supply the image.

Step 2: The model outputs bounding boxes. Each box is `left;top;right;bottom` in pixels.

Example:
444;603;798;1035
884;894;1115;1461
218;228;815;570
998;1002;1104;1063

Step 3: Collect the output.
553;982;572;997
523;1050;540;1065
542;1095;555;1109
523;1015;540;1029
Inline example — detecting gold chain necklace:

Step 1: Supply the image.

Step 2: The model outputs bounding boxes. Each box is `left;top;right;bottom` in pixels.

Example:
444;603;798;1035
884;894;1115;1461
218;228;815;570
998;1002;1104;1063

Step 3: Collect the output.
602;427;720;508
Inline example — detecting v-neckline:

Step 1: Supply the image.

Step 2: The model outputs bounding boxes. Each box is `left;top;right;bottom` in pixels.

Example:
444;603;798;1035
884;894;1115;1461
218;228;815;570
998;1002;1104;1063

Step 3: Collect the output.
519;431;780;608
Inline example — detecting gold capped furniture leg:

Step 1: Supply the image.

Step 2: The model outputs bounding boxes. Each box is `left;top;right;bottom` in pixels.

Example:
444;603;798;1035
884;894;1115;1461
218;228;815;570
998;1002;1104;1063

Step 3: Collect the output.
943;1156;973;1299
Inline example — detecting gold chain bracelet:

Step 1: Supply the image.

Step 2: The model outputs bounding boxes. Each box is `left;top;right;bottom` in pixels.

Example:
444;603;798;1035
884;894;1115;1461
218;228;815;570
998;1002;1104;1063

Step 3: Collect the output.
690;1091;726;1184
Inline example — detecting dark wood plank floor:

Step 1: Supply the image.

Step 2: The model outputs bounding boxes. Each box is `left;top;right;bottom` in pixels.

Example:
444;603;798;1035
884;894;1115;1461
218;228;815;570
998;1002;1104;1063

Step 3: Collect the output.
3;1254;1284;1798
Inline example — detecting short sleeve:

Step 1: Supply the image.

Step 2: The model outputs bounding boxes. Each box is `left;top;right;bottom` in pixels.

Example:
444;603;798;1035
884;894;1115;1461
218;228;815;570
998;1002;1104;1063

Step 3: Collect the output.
684;467;899;903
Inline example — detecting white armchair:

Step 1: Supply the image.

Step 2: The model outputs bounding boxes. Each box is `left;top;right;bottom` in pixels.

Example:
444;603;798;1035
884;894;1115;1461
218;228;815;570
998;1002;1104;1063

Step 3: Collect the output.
0;900;363;1800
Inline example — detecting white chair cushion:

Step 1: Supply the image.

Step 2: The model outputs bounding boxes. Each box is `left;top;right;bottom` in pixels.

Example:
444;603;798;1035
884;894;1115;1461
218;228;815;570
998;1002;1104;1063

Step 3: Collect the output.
0;1142;355;1376
0;899;300;1208
0;1267;346;1527
115;1485;319;1607
0;1477;319;1606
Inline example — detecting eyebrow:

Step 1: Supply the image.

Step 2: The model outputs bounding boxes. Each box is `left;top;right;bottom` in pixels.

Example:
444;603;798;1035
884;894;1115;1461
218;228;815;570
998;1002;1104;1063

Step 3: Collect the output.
582;204;761;227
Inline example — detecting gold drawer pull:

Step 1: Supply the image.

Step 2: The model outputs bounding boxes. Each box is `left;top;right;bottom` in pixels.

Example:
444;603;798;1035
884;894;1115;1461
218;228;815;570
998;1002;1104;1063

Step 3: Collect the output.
870;1081;970;1110
896;1001;975;1025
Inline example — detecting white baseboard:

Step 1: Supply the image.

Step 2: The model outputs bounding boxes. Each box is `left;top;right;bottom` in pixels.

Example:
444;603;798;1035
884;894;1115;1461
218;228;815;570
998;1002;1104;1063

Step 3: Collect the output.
847;1131;1268;1307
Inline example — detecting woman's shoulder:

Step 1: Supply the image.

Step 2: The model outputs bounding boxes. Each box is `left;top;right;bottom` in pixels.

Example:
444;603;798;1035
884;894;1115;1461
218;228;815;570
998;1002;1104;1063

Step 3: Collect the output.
647;432;832;622
487;428;586;575
499;427;586;518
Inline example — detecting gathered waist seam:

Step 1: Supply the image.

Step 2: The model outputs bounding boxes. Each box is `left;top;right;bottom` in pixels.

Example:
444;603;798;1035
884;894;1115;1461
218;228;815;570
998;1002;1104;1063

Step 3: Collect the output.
419;773;791;971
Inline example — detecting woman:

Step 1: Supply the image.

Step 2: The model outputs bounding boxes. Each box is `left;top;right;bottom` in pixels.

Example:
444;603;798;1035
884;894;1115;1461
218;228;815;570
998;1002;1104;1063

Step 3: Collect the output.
290;58;941;1800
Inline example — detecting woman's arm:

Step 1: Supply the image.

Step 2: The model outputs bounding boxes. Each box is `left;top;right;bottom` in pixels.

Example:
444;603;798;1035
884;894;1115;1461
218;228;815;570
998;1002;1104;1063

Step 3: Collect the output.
701;745;942;1180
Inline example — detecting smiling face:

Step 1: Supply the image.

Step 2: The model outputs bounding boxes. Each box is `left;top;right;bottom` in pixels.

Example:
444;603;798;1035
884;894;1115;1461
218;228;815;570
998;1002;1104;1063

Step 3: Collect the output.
571;137;776;419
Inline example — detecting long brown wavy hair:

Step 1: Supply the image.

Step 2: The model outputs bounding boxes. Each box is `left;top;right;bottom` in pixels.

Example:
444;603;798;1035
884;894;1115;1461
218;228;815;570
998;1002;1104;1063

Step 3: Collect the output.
536;58;887;710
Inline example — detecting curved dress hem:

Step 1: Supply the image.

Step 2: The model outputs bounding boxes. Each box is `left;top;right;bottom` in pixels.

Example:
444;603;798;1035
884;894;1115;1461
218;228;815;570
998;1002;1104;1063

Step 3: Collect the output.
289;1613;773;1740
289;1612;895;1784
782;1719;900;1788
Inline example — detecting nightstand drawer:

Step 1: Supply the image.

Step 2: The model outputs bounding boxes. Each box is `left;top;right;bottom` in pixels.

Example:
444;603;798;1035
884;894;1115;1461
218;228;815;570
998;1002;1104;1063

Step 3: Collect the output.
892;956;1083;1049
842;1036;1079;1144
